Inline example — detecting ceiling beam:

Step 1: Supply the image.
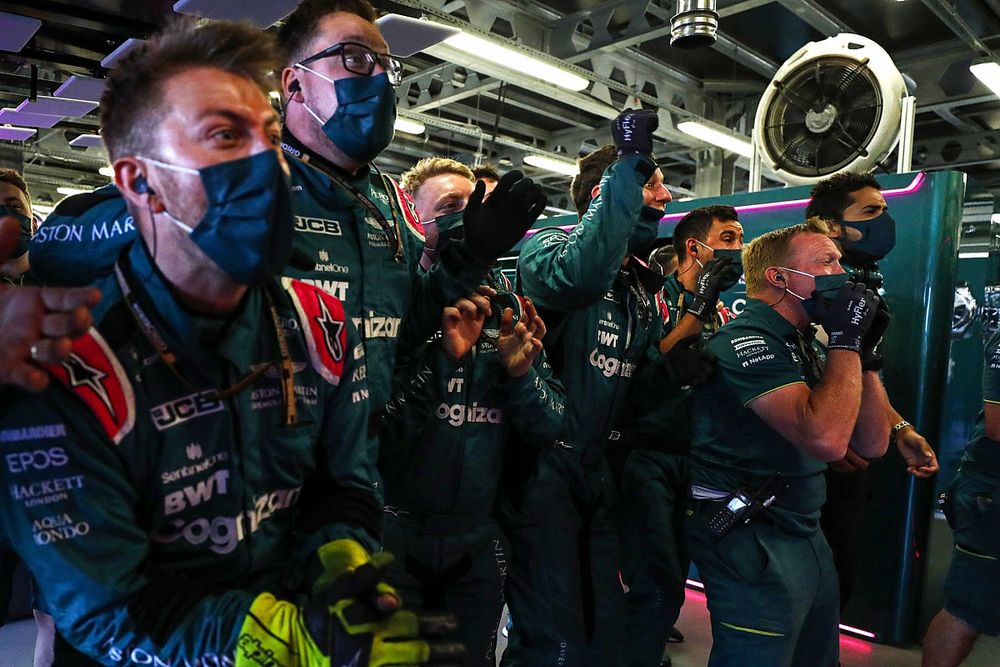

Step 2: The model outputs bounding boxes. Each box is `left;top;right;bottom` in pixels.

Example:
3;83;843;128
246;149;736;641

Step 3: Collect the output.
774;0;850;36
919;0;1000;61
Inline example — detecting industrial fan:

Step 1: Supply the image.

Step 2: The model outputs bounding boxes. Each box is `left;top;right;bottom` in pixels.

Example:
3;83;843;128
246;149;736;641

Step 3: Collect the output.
753;33;906;185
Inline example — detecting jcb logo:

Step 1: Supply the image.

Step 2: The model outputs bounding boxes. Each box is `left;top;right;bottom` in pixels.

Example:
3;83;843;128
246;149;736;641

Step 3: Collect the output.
151;392;224;431
294;217;342;236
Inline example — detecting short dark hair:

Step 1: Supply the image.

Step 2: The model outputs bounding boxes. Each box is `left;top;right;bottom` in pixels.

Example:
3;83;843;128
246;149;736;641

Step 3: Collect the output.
100;19;279;160
805;172;881;221
277;0;378;66
672;205;739;256
472;164;500;183
570;144;616;216
0;168;29;200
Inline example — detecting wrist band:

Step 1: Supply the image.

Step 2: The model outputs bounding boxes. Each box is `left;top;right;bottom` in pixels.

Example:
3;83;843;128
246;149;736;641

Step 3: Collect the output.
892;420;911;434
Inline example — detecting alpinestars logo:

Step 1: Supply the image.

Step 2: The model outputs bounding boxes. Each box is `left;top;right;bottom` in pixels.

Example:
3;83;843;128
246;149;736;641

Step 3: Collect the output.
316;295;345;361
62;354;116;422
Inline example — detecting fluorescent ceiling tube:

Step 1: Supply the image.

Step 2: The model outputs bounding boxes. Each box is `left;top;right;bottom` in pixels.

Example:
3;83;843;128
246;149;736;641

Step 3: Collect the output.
677;120;753;158
439;32;589;92
524;154;579;176
56;186;91;196
971;62;1000;98
394;117;425;135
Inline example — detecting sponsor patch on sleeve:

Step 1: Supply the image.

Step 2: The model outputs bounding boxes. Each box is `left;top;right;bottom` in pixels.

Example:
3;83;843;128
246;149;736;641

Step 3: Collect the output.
44;329;135;445
388;177;425;242
283;278;347;386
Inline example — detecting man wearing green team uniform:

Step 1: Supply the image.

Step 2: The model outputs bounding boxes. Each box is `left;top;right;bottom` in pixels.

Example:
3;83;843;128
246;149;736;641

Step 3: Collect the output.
613;205;742;667
687;218;891;666
922;326;1000;666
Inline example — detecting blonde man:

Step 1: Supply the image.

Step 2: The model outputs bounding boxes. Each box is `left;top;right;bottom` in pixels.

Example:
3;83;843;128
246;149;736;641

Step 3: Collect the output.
686;219;890;666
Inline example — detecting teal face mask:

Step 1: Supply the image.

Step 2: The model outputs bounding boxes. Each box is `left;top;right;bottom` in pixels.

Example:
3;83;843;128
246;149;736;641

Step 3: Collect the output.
629;206;661;254
778;266;850;320
297;66;397;164
0;205;32;259
419;210;465;270
141;151;294;286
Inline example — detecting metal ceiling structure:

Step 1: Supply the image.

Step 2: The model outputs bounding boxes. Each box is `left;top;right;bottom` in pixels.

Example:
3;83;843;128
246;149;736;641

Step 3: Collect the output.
3;0;1000;216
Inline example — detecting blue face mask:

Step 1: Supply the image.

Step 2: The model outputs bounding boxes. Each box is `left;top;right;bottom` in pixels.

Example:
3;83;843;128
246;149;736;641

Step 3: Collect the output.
142;151;294;286
778;266;850;320
629;206;661;254
297;66;396;164
0;205;32;259
839;211;896;265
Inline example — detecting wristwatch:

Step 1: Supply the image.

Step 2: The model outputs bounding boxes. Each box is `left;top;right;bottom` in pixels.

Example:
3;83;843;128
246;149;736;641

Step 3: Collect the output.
892;420;912;434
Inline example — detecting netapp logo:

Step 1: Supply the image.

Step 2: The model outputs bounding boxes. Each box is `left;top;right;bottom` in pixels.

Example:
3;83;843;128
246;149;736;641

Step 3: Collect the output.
151;392;225;431
294;216;342;236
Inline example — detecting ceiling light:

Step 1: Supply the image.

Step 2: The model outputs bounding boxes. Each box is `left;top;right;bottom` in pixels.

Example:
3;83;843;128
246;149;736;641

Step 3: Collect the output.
971;62;1000;99
69;134;103;148
0;12;41;53
376;14;460;57
173;0;300;27
0;126;35;141
435;32;589;92
17;96;98;117
102;38;145;69
54;75;105;102
524;154;579;176
677;120;753;157
0;109;62;128
56;187;90;196
99;166;115;178
394;117;425;135
268;91;281;100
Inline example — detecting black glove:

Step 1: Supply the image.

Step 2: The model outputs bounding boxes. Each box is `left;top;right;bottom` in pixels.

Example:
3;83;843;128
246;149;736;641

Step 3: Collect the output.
687;256;741;322
813;281;879;353
860;298;890;371
611;108;658;156
458;170;547;267
305;549;465;666
666;334;717;386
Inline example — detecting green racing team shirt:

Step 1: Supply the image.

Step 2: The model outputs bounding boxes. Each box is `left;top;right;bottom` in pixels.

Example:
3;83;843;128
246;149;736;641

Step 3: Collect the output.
0;240;377;665
690;298;828;535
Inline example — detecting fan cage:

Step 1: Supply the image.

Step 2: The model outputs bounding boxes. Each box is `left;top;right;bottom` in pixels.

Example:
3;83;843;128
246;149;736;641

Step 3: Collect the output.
760;56;884;179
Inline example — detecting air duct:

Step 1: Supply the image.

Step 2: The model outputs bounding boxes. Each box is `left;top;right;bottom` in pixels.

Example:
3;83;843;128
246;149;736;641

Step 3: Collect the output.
670;0;719;49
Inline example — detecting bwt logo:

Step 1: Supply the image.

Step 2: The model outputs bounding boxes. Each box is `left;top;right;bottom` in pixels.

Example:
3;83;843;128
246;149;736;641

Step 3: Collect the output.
589;349;635;378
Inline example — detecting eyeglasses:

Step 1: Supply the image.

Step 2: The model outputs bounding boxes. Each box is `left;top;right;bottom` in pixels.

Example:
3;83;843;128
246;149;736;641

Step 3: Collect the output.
299;41;403;86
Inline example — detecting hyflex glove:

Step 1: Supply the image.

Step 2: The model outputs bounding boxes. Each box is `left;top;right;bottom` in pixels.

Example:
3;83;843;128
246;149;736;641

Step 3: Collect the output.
860;298;890;371
457;170;547;267
666;334;717;386
813;281;879;353
687;256;741;322
236;540;463;667
611;108;658;156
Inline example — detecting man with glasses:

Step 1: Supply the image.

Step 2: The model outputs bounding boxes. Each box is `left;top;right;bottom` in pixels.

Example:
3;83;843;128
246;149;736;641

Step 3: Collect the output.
277;0;546;466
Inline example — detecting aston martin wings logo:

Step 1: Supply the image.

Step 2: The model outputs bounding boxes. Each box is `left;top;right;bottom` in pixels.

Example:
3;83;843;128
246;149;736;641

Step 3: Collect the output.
62;353;117;421
316;295;345;362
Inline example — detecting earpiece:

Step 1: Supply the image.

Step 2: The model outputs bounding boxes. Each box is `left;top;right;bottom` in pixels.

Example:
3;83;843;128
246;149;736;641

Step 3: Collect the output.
288;79;301;93
134;175;153;195
775;274;785;282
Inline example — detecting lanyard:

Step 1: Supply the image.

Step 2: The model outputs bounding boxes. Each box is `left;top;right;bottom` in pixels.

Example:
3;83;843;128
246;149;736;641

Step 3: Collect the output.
282;138;403;263
114;262;298;426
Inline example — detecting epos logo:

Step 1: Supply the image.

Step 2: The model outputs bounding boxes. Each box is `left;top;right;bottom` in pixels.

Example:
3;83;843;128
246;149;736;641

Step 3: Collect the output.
5;447;69;474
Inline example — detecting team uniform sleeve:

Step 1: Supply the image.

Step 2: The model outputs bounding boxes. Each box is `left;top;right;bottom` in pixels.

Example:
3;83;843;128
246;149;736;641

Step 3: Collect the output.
0;392;253;664
495;348;566;447
517;154;655;312
709;329;807;406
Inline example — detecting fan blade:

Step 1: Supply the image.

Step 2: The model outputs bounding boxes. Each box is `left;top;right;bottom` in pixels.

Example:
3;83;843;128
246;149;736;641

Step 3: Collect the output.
772;80;815;114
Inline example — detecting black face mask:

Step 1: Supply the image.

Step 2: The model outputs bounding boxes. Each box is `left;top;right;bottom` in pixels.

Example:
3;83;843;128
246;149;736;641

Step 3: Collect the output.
839;211;896;265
